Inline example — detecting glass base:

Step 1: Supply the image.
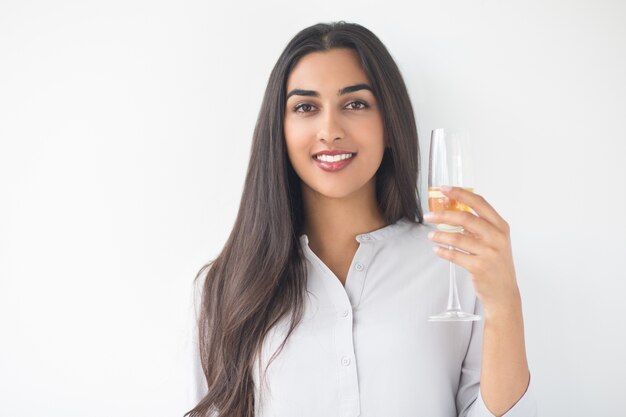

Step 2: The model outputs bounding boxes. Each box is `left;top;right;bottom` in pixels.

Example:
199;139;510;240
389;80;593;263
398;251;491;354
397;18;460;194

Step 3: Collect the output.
428;310;481;322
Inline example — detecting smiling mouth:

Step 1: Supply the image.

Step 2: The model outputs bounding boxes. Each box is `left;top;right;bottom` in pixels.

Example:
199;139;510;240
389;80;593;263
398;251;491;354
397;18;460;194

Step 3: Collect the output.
312;153;356;172
311;152;356;162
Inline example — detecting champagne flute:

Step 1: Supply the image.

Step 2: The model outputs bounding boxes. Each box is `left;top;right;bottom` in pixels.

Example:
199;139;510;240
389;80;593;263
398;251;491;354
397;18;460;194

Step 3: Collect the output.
427;128;481;322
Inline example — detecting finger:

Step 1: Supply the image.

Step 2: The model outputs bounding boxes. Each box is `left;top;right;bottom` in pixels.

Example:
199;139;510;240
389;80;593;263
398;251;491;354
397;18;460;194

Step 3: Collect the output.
432;245;479;272
460;228;479;240
441;186;509;232
425;209;493;238
428;230;486;255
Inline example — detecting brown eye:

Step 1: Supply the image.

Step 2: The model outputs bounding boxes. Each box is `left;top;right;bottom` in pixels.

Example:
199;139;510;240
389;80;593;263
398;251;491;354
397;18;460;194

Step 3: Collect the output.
294;103;316;113
346;100;368;110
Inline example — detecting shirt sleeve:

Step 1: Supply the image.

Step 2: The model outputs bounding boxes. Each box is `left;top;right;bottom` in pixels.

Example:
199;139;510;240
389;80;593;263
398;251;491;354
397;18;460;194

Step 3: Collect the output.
191;273;208;405
190;272;223;417
456;298;538;417
191;320;208;404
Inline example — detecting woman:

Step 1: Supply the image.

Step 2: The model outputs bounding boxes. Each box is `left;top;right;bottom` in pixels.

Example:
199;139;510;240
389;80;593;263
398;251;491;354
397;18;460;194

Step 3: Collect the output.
187;21;536;417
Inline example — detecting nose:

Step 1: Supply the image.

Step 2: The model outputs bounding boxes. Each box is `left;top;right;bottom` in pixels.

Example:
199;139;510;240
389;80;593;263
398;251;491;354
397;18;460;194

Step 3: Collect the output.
316;107;345;143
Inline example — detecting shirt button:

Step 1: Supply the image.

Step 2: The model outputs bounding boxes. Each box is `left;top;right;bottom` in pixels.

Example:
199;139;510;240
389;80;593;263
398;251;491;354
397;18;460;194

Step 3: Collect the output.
354;262;364;271
341;309;350;317
357;234;372;242
341;357;351;366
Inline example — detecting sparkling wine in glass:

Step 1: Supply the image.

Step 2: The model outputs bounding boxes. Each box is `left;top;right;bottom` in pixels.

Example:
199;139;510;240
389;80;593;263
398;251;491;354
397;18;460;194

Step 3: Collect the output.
427;128;481;322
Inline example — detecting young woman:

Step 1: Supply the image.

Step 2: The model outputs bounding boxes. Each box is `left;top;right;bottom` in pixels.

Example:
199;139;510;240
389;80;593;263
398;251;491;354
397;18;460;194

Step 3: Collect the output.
187;21;537;417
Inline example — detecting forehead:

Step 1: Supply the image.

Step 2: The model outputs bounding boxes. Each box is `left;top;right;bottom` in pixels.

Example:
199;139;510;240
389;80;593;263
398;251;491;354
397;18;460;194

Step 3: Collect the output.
286;48;370;92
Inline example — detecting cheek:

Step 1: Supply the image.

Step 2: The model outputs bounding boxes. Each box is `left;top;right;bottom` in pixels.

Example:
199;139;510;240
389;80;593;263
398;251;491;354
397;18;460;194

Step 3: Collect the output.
350;116;385;153
284;117;307;145
284;122;312;169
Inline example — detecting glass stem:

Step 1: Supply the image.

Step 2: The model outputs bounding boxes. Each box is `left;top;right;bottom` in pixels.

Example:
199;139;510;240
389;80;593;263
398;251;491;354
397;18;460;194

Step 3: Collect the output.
446;245;462;312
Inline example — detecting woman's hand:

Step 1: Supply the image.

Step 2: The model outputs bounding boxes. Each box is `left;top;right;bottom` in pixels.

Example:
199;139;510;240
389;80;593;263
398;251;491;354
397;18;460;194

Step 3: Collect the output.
423;186;521;316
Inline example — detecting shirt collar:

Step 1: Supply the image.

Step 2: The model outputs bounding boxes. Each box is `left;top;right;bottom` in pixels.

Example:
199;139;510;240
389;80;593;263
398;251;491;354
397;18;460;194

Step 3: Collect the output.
298;216;416;247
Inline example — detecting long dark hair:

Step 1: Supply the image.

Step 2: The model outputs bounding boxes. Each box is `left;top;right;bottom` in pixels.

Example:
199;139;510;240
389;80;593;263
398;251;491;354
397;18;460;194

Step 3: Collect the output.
185;21;423;417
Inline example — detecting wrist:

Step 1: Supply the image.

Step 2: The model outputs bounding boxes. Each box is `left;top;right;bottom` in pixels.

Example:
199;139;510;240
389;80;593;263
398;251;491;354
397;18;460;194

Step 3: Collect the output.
483;290;523;322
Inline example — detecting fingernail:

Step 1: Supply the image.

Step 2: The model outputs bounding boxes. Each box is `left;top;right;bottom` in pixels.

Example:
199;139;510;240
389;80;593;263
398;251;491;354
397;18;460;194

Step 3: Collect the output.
441;185;452;192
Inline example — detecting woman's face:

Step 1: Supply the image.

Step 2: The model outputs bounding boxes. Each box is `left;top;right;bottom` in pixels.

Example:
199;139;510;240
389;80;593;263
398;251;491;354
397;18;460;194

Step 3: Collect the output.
284;48;385;200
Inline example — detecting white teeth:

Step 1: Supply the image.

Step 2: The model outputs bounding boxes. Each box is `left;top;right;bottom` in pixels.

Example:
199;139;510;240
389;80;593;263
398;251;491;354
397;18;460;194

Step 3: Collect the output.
315;153;354;162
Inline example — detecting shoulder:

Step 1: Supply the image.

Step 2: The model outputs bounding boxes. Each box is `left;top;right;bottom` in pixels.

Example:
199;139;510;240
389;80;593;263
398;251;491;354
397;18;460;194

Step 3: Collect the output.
375;217;436;253
397;218;437;242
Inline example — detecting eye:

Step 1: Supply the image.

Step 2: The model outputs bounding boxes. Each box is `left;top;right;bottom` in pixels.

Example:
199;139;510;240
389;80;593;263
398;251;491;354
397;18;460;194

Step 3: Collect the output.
293;103;316;113
346;100;369;110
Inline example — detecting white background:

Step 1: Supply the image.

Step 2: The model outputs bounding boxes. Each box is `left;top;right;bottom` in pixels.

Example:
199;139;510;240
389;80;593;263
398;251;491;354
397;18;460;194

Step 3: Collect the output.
1;0;625;416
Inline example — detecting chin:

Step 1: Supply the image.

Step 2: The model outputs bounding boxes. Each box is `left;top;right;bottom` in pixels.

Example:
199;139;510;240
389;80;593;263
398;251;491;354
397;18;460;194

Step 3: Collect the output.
307;181;368;200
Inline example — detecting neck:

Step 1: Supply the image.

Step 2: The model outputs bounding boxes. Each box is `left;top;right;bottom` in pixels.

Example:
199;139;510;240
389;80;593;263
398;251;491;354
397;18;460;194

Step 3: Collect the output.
301;177;387;252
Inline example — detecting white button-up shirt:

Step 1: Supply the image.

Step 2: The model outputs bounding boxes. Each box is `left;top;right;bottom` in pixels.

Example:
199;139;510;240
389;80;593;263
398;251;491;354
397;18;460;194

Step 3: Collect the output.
194;217;537;417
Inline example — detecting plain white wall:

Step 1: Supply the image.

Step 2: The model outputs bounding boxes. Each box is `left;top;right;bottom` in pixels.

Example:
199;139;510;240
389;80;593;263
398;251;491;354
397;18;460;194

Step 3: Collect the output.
1;0;624;416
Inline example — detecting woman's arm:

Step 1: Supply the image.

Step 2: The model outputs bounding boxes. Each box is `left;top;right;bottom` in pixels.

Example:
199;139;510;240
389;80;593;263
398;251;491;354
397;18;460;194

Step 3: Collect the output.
480;294;531;416
424;186;535;417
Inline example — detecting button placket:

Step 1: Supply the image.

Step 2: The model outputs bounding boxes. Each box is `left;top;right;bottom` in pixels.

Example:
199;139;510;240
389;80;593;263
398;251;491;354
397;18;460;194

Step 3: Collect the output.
334;240;375;417
344;240;374;310
302;232;376;417
335;307;360;417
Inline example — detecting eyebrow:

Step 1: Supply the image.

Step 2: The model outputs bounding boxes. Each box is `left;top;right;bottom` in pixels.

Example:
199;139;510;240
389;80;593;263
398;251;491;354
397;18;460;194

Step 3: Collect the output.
286;83;373;100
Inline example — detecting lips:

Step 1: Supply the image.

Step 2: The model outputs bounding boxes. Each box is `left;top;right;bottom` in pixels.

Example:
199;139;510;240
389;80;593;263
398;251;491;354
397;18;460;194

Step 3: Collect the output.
312;152;356;172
